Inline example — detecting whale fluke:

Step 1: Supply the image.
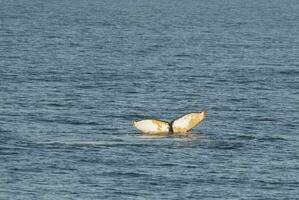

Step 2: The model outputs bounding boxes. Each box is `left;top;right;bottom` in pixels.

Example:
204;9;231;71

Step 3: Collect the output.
132;111;206;134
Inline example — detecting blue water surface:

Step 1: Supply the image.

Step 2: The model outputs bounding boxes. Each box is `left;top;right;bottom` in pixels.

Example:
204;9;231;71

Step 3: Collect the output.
1;0;299;199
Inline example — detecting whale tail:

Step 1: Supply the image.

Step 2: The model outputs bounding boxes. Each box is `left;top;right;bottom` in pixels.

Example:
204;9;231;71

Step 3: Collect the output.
132;110;206;134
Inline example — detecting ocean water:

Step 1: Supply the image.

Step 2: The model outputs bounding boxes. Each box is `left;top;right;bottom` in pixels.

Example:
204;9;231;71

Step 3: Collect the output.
1;0;299;199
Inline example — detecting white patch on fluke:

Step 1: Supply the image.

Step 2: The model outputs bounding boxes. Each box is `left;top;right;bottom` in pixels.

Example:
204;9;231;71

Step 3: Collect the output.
172;112;206;133
132;119;170;134
172;115;192;129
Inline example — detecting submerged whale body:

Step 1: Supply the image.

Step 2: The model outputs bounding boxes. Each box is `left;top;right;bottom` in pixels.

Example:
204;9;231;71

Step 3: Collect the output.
132;111;206;135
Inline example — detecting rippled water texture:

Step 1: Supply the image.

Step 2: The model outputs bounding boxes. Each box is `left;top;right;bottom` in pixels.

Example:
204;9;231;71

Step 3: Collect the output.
1;0;299;199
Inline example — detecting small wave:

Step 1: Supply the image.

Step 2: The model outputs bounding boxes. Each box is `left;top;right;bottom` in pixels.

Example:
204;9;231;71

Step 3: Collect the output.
36;118;100;126
174;54;192;57
204;140;244;150
235;134;256;140
257;136;288;142
38;140;125;146
101;171;150;178
35;140;158;149
278;70;299;75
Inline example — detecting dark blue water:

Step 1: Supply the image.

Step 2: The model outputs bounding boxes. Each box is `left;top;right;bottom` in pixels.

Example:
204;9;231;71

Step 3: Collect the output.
1;0;299;199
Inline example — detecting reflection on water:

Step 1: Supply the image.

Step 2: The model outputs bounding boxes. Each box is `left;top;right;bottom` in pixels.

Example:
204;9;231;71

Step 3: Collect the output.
137;132;204;139
36;132;204;147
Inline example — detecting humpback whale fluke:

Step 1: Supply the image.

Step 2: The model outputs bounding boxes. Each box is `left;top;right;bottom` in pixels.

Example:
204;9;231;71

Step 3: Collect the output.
132;111;206;135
